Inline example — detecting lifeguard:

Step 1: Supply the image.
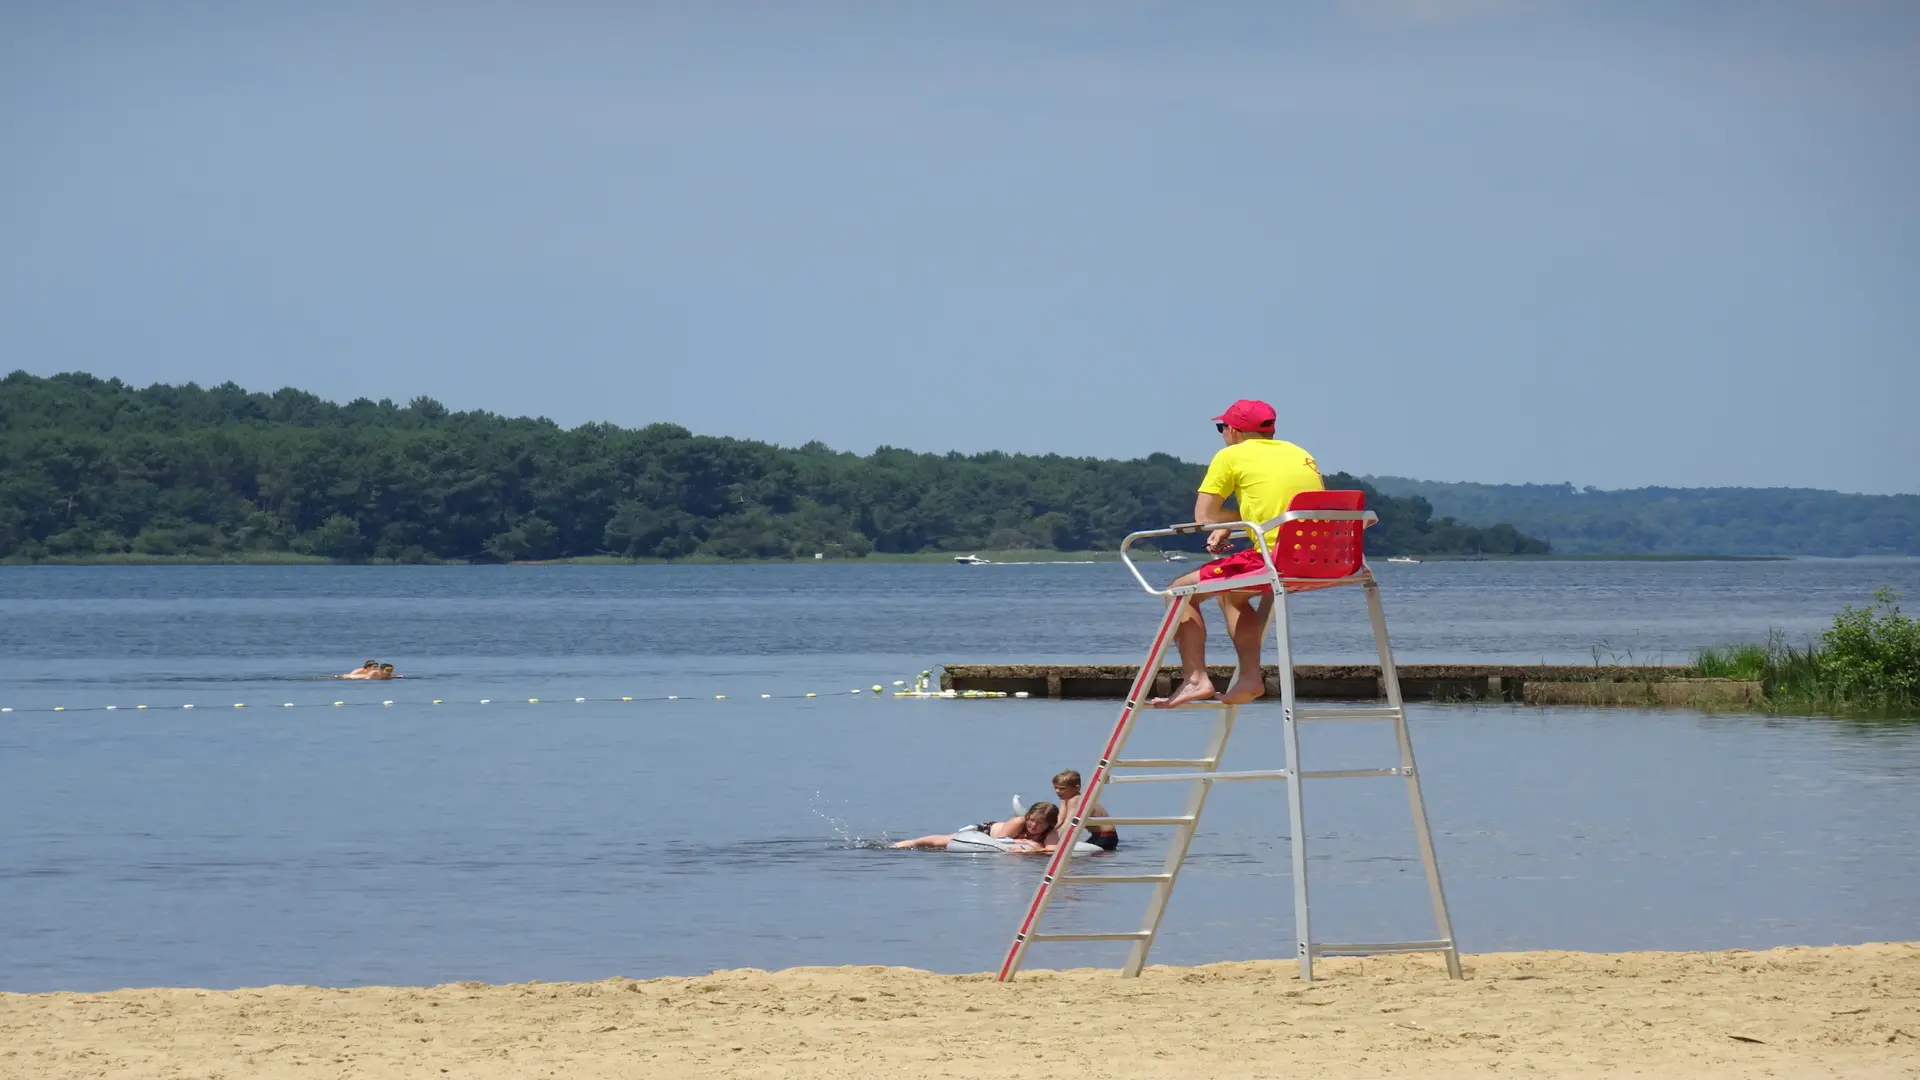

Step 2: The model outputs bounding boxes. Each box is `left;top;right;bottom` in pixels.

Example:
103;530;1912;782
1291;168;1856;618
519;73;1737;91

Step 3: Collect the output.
1151;399;1324;709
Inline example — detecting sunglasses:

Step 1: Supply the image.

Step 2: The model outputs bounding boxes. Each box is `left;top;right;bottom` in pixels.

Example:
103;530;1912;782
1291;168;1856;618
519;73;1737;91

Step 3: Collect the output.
1214;423;1228;433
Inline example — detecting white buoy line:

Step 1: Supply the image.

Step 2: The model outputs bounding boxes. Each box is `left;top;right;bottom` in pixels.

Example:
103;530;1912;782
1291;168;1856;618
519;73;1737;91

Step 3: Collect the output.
0;674;1025;716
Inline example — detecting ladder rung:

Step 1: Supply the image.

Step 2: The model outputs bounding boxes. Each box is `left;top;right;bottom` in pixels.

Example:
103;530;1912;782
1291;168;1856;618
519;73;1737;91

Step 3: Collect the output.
1111;757;1217;768
1063;874;1174;885
1311;940;1455;956
1299;768;1408;779
1082;815;1195;827
1027;931;1155;943
1107;769;1292;784
1296;707;1401;722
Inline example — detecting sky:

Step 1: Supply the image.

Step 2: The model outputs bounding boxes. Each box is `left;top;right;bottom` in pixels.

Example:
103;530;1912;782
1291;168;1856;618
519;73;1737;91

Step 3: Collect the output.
3;1;1916;494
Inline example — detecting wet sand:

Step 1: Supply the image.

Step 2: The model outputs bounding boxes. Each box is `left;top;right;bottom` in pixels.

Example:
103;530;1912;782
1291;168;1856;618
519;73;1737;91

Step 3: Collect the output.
2;943;1914;1079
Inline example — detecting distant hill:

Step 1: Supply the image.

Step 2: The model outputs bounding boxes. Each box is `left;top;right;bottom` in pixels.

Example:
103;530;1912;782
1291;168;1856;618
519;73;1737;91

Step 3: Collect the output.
0;371;1548;562
1363;477;1919;556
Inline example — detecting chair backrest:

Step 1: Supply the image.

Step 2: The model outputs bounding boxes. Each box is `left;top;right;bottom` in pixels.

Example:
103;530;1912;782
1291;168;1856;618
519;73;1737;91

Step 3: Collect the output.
1271;490;1367;579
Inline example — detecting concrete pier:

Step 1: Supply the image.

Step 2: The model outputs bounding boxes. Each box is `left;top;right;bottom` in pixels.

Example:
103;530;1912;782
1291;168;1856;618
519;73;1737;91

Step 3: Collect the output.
940;664;1761;707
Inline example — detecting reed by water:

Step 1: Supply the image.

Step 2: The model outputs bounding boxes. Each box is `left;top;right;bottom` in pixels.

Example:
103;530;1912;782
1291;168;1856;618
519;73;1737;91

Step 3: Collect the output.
1693;588;1920;716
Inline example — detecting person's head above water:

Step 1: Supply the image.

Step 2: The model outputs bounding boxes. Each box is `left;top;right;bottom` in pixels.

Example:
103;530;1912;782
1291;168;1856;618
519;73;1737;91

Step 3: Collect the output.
1212;399;1276;444
1051;769;1083;797
1022;801;1060;836
361;660;378;669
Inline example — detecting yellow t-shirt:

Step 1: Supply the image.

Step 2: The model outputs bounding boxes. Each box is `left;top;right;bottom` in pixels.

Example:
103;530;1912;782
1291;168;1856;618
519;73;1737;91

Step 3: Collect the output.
1198;439;1325;548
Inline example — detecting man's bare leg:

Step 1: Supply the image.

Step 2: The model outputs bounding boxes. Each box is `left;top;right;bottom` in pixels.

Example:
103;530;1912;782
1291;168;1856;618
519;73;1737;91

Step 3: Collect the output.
1151;591;1218;708
1218;593;1271;704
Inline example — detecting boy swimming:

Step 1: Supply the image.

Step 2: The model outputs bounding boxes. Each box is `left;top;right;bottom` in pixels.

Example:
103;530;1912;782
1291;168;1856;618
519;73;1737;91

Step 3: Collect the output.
1046;769;1118;851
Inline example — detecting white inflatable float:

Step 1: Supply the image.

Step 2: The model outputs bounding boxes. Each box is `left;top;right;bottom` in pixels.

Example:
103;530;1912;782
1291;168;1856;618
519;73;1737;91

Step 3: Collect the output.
944;793;1106;855
946;827;1105;855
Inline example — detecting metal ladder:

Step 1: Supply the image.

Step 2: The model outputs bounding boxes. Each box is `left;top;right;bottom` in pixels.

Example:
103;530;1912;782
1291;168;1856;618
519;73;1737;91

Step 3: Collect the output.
996;497;1462;982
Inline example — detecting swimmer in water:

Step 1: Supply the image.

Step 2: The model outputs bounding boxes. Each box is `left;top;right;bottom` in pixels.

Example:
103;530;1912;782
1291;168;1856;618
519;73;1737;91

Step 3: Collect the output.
891;802;1060;851
339;660;380;680
370;663;399;680
1044;769;1118;852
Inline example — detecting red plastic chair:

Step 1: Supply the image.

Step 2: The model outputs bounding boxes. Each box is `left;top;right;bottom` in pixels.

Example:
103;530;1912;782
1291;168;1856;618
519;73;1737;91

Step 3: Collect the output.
1173;490;1373;598
1270;490;1368;580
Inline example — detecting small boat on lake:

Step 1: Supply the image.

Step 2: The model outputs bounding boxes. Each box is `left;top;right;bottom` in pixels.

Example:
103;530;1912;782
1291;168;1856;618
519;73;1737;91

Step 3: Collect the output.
1386;556;1421;564
954;554;991;565
1161;551;1190;562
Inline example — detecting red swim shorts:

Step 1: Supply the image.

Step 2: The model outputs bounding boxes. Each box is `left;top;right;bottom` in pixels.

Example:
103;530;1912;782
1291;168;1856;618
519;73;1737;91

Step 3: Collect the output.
1198;548;1275;590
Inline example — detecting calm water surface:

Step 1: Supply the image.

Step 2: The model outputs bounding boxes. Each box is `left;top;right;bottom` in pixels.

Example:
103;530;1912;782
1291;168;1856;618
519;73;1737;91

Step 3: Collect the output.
2;560;1917;991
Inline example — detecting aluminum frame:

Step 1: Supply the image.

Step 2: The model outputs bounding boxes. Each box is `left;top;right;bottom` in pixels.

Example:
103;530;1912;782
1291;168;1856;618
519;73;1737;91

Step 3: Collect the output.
996;501;1463;983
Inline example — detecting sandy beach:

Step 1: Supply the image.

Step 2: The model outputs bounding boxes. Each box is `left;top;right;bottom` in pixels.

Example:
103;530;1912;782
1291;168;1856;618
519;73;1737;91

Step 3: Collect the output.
1;943;1914;1079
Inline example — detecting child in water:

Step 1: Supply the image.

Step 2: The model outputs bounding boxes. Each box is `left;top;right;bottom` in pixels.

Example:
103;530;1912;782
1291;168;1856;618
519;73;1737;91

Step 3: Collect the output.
338;661;380;680
892;802;1060;851
1047;769;1119;851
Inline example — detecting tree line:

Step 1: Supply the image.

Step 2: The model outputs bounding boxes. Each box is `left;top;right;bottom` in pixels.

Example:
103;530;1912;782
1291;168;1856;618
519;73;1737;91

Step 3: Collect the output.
0;371;1549;562
1366;476;1919;556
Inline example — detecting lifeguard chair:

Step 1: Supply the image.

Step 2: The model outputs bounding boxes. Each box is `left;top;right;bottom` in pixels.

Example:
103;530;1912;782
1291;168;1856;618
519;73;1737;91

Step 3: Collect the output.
997;491;1461;982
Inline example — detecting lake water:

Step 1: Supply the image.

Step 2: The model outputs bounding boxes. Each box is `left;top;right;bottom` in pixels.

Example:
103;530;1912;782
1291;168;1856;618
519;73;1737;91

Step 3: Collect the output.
3;559;1918;992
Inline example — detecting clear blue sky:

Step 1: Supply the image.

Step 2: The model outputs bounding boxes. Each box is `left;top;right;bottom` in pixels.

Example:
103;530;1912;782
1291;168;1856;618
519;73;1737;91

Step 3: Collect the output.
3;1;1915;493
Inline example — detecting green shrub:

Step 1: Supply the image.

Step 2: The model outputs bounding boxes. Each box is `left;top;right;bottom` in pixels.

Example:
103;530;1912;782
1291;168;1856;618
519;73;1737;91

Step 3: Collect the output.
1694;590;1920;715
1815;588;1920;705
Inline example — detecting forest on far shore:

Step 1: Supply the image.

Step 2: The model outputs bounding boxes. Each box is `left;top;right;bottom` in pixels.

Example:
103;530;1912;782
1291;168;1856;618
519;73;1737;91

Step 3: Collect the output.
1366;476;1917;556
1;371;1550;563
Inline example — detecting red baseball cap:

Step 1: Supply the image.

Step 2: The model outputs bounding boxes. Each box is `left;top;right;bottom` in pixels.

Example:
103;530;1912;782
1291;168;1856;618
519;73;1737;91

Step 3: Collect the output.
1212;399;1276;432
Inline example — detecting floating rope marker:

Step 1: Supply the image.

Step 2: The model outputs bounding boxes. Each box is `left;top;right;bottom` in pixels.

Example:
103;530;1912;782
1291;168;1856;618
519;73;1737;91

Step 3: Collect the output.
0;674;1034;716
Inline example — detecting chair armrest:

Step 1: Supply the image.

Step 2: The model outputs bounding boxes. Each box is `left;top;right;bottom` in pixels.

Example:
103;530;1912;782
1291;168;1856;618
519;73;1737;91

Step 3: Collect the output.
1259;509;1379;530
1119;520;1266;596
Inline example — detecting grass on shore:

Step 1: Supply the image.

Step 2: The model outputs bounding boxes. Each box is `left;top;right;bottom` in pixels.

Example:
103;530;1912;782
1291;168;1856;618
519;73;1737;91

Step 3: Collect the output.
3;551;339;566
1692;589;1920;717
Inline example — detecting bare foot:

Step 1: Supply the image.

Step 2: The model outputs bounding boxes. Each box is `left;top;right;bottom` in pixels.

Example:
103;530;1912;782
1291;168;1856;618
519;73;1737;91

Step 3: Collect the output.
1220;674;1265;705
1152;674;1219;709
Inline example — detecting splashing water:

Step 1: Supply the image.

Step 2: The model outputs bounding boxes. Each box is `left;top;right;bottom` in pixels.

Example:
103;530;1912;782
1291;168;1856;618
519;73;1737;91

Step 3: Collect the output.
809;791;894;849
